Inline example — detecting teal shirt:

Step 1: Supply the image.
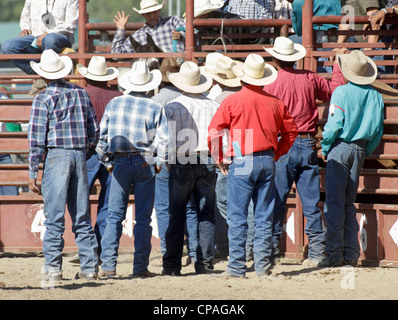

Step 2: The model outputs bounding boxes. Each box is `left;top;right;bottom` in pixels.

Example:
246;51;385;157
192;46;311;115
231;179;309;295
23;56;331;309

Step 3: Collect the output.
321;82;384;157
292;0;341;36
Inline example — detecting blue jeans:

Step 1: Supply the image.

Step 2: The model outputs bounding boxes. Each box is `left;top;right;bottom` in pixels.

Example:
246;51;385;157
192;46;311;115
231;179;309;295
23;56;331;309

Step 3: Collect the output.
273;136;325;261
215;168;255;260
0;154;18;195
163;158;216;273
324;139;367;264
227;150;275;277
41;148;98;274
1;33;72;74
154;165;198;259
87;154;112;254
100;155;155;274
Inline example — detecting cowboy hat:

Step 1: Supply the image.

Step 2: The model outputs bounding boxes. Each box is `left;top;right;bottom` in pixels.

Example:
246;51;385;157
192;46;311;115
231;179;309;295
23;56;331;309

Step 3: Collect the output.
207;54;243;87
77;56;119;82
167;61;213;93
264;36;307;62
337;50;377;85
194;0;224;17
133;0;165;14
159;57;180;82
30;49;73;80
204;52;224;75
235;54;277;86
118;60;162;92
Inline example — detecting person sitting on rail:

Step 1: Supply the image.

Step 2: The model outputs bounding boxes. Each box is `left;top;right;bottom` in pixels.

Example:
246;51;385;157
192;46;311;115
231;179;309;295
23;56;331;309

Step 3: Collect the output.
111;0;185;57
1;0;79;96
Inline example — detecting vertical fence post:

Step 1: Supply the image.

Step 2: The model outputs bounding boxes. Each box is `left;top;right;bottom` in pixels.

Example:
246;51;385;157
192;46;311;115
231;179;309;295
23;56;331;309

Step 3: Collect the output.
302;0;316;72
185;0;195;62
78;0;87;87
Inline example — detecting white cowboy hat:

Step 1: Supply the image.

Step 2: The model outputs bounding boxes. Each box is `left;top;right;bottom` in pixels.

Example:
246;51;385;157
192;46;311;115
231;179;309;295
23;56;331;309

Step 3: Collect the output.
133;0;165;14
77;56;119;82
30;49;72;80
208;55;243;87
194;0;224;17
204;52;224;74
337;50;377;85
167;61;213;93
264;36;307;62
159;57;180;82
235;54;277;86
118;61;162;92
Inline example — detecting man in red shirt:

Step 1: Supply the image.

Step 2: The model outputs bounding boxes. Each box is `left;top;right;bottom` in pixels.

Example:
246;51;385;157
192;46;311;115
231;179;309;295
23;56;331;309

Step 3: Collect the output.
263;36;345;267
208;54;298;278
76;56;122;258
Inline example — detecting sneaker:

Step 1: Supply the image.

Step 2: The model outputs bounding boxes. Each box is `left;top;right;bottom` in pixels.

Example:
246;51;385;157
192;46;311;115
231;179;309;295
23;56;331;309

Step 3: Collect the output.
302;258;323;268
257;270;272;279
75;272;98;280
213;271;245;279
98;270;116;278
42;271;62;281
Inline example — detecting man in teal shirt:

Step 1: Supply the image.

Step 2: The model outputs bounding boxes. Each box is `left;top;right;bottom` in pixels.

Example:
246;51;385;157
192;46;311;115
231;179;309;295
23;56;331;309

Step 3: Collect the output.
320;50;384;267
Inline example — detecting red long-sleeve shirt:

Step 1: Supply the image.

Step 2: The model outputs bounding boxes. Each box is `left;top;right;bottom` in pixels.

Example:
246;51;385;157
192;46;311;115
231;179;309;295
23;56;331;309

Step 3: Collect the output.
263;63;344;135
208;84;298;163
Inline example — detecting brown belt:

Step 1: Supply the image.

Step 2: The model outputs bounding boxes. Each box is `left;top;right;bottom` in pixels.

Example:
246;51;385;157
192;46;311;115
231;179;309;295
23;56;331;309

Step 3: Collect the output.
114;151;152;158
298;133;315;139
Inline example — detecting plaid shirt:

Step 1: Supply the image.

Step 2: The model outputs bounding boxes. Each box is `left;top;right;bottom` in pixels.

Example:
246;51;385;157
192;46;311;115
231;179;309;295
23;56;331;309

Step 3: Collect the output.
20;0;78;43
111;16;185;54
96;93;168;167
28;80;99;179
228;0;275;19
164;93;219;161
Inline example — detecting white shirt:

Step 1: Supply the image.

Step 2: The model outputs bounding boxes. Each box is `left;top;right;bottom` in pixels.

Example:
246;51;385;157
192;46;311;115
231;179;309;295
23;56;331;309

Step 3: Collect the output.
20;0;79;43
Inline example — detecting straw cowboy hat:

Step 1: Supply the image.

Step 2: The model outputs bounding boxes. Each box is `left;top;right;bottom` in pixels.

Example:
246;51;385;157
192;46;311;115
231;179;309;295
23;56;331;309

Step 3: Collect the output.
264;36;307;62
206;54;243;87
30;49;73;80
337;50;377;85
194;0;224;17
118;60;162;92
159;57;180;82
133;0;165;14
77;56;119;82
234;54;277;86
167;61;213;93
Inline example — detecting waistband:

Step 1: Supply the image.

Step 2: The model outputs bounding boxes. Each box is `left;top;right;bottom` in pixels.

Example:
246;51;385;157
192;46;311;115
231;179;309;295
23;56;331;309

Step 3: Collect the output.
114;151;152;158
297;133;316;139
336;139;368;147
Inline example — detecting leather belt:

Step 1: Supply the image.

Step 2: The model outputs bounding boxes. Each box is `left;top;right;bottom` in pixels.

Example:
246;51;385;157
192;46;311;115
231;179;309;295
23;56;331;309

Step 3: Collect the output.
298;133;315;139
114;151;151;158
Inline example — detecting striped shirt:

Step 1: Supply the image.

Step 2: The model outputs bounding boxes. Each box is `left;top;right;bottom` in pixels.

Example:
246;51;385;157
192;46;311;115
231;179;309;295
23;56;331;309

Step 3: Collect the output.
96;92;168;167
20;0;79;43
228;0;275;19
111;16;185;55
164;93;219;160
28;80;99;179
84;83;122;123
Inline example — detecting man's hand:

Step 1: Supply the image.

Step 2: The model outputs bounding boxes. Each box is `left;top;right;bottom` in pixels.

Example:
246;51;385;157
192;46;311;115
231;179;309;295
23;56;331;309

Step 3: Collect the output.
172;29;182;41
28;178;41;194
217;160;231;175
155;164;162;174
322;154;328;163
36;33;48;49
114;11;130;30
19;29;32;37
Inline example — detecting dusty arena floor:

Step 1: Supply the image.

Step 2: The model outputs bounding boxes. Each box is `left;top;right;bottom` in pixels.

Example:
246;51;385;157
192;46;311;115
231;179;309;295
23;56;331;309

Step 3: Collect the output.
1;247;398;307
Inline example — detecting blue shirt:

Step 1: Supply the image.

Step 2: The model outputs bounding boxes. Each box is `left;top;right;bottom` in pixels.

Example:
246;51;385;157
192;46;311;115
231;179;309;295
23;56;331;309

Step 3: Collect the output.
321;82;384;157
28;80;99;179
96;92;168;167
292;0;341;36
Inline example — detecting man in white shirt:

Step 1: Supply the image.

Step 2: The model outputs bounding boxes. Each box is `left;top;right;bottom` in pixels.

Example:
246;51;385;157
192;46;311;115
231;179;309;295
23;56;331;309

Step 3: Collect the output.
1;0;78;93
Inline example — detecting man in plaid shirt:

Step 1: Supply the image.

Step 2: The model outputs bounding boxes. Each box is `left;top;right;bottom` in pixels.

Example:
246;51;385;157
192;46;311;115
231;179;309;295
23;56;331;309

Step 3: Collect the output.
28;50;100;282
111;0;185;55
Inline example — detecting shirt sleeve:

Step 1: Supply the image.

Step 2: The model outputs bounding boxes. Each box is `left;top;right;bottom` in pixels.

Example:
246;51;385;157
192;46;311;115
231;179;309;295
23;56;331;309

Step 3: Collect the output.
153;107;169;165
86;99;99;159
365;97;384;156
208;102;231;163
52;0;79;35
275;103;298;161
95;105;113;169
314;63;345;102
111;29;134;57
321;89;345;156
20;0;32;31
28;96;49;179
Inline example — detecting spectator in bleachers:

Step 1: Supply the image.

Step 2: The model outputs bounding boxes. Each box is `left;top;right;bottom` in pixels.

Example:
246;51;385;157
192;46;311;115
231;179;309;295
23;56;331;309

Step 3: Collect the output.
1;0;79;96
28;49;100;281
369;0;398;27
75;56;122;260
111;0;185;56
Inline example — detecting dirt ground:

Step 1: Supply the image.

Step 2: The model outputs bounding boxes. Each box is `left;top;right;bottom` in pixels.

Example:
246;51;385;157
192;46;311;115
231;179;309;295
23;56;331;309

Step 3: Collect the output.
1;247;398;304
